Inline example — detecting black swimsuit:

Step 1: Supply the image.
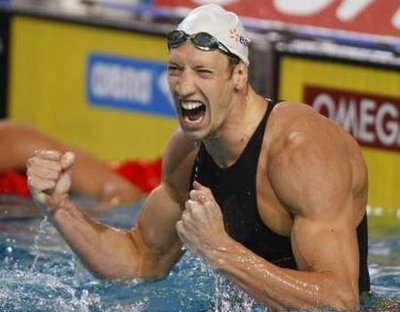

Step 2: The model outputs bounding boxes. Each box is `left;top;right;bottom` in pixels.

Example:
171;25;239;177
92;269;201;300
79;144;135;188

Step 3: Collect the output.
189;100;370;293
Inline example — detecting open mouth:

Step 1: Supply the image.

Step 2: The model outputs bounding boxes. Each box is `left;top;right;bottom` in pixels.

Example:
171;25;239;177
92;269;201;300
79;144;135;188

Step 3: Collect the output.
180;101;206;123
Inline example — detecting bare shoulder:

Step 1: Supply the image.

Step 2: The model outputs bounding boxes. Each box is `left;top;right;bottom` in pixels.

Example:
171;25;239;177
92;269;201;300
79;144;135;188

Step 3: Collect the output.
265;101;367;218
266;101;343;155
162;128;199;203
267;101;364;162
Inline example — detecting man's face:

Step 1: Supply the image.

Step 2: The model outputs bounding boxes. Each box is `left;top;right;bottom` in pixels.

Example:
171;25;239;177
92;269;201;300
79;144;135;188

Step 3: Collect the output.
167;43;236;141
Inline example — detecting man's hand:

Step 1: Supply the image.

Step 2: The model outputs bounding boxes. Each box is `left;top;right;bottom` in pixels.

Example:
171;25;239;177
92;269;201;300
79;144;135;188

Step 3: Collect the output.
26;150;74;212
176;181;229;259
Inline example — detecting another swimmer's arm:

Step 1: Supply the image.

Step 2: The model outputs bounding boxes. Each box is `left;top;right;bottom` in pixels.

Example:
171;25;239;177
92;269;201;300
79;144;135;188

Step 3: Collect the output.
0;121;142;203
68;147;145;207
27;150;183;281
199;136;360;310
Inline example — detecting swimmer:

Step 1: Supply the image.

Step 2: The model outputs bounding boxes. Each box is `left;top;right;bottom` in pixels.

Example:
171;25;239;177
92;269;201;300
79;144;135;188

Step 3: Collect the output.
0;120;144;211
26;4;370;310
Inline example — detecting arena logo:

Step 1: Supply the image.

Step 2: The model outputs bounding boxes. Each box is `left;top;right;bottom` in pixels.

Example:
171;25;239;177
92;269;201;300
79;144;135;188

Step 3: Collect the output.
90;61;152;104
86;53;176;117
304;86;400;151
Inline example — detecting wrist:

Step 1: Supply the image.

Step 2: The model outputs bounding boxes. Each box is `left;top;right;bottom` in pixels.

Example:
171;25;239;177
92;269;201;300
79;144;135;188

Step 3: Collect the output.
204;234;235;270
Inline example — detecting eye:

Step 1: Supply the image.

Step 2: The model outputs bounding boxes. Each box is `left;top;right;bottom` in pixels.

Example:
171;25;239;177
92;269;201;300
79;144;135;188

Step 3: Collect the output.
168;64;183;75
196;68;213;77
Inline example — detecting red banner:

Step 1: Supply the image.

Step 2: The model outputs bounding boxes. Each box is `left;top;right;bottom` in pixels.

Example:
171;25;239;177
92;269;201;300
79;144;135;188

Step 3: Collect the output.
154;0;400;38
304;85;400;152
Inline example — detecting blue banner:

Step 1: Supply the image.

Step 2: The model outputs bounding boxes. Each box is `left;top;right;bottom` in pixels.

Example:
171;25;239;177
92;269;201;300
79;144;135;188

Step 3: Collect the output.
86;53;176;118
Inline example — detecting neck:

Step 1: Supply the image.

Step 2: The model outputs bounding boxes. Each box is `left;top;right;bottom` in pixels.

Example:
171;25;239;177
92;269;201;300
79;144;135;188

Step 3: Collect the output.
203;88;267;168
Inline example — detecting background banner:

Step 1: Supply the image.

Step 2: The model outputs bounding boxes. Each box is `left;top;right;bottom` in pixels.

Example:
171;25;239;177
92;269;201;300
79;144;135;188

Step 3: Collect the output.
276;53;400;210
8;16;177;162
0;10;9;118
154;0;400;38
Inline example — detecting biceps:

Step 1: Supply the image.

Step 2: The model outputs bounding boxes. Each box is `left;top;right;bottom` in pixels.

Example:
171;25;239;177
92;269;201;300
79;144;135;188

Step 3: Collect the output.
291;216;359;281
134;184;183;254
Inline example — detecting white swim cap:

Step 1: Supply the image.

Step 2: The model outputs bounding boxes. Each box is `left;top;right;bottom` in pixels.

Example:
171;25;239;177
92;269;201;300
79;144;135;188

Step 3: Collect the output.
176;4;250;65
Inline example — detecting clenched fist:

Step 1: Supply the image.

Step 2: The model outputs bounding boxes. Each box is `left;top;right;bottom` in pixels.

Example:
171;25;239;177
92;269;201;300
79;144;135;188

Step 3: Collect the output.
26;150;74;211
176;181;229;260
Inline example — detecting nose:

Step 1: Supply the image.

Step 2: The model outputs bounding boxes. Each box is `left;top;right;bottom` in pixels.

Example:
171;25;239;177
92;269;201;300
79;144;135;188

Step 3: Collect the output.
174;69;196;98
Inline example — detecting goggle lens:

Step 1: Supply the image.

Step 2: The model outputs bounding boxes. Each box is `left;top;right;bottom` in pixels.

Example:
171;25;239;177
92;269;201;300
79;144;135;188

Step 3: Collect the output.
167;30;188;48
191;32;219;50
167;30;231;55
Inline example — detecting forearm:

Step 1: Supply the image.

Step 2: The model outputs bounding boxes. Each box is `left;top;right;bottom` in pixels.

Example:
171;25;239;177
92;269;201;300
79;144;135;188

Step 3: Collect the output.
50;198;142;281
206;239;356;310
26;150;164;281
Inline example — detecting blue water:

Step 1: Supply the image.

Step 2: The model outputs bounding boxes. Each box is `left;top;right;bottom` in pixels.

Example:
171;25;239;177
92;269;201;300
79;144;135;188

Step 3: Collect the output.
0;196;399;311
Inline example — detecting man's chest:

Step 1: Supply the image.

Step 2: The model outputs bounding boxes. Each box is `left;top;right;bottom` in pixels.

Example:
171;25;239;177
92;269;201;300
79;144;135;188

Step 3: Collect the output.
256;161;294;237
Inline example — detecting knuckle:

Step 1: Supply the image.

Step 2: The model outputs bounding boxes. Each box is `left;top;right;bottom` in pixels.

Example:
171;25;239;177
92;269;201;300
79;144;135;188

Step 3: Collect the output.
26;167;32;177
176;220;184;233
182;209;190;220
185;199;194;209
26;157;32;167
27;157;36;167
189;189;196;199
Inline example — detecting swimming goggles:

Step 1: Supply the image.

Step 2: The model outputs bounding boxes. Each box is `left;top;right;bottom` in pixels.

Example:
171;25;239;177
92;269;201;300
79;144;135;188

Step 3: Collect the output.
167;30;234;56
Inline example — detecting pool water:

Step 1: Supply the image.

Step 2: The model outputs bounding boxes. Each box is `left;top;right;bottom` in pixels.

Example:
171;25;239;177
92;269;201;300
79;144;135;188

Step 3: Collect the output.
0;196;399;311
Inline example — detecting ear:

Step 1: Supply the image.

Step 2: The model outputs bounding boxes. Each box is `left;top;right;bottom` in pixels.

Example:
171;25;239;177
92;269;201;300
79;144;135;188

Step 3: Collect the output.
233;62;248;91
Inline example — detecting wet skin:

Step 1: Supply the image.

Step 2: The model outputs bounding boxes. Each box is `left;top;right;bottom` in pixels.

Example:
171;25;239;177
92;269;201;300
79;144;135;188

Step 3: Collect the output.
26;43;368;310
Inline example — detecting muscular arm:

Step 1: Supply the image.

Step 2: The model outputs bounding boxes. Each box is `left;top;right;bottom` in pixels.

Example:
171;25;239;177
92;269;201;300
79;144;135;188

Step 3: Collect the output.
27;129;197;281
197;122;362;310
51;183;184;280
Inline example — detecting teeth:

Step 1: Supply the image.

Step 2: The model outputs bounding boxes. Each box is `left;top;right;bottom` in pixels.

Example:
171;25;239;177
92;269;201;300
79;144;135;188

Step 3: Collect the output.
181;101;203;110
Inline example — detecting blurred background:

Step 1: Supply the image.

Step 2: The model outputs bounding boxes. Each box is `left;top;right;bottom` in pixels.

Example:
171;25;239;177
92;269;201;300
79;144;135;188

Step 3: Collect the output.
0;0;399;232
